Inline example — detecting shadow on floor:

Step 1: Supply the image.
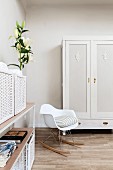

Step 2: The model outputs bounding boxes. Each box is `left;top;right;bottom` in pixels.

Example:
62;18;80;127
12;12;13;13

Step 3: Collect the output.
71;129;113;134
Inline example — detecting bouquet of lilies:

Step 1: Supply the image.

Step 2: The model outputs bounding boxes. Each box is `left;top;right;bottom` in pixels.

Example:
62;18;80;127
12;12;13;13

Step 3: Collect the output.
9;21;33;70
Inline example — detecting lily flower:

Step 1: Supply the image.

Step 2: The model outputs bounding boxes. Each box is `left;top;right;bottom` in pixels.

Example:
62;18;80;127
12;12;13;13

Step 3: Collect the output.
17;43;21;50
24;38;31;47
14;28;18;38
29;54;34;61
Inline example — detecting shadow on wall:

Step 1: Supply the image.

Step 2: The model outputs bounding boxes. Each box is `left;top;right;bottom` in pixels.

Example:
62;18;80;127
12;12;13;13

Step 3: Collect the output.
45;45;62;109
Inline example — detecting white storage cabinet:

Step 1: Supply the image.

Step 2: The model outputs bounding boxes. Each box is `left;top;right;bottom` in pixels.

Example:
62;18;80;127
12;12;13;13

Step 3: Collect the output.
62;36;113;129
0;103;35;170
12;145;27;170
12;133;35;170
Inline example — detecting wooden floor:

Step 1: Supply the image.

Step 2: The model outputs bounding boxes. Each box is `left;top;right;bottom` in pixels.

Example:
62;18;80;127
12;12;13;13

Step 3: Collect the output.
32;128;113;170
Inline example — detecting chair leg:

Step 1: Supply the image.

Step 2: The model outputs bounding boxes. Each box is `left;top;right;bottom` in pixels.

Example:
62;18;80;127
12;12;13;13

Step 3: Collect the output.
39;129;70;156
51;129;58;143
58;130;63;150
62;131;66;136
43;129;56;143
69;130;75;144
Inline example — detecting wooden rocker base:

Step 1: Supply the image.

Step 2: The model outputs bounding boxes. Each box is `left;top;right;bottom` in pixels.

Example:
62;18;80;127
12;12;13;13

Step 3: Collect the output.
62;139;84;147
39;130;84;156
39;139;83;156
39;141;70;157
62;139;81;148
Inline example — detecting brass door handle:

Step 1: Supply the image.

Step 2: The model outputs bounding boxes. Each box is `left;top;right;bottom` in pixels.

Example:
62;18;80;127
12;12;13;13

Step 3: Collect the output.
94;78;96;83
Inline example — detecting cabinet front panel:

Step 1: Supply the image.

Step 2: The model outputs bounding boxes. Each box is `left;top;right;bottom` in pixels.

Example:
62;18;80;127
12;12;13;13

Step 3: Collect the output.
97;44;113;112
64;41;90;119
69;44;87;112
91;41;113;118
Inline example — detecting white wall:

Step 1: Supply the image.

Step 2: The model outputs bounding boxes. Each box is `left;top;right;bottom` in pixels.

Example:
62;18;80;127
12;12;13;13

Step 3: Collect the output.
26;4;113;127
0;0;26;127
0;0;26;64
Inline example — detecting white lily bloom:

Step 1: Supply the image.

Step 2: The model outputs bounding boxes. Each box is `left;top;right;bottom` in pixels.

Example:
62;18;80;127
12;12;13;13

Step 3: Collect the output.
14;28;18;38
21;53;25;57
29;53;34;62
24;54;28;58
25;46;29;50
17;53;24;59
17;43;21;50
24;38;31;47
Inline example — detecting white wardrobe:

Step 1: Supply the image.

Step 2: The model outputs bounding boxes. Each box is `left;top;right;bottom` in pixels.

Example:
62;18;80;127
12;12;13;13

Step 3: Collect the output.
62;36;113;129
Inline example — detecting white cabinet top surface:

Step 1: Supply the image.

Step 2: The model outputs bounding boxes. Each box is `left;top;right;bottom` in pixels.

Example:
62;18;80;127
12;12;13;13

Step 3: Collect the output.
0;103;35;134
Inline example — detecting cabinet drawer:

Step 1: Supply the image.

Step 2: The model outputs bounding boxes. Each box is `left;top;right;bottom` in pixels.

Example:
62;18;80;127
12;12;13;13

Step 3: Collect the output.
77;119;113;129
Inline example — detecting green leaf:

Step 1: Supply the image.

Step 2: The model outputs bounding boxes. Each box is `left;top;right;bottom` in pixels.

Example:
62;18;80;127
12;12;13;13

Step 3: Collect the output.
17;27;22;33
19;39;25;47
11;45;16;48
22;21;25;29
15;42;18;47
29;51;33;54
16;21;23;30
25;54;29;63
21;55;25;59
23;58;27;63
16;21;19;27
9;35;13;40
17;35;21;39
21;48;29;53
22;30;29;34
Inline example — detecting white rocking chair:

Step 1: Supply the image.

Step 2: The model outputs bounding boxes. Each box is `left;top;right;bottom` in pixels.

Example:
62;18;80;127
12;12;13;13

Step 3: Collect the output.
39;104;83;156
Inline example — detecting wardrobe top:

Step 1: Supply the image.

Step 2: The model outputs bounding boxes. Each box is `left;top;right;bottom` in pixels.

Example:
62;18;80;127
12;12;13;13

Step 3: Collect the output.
62;36;113;41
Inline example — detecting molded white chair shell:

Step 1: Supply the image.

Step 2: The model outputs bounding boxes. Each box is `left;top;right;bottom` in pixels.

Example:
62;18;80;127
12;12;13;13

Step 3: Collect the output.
40;104;78;131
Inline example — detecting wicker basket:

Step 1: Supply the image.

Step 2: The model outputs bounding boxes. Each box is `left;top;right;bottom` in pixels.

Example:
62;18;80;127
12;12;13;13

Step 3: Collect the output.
0;71;26;123
12;145;27;170
12;134;35;170
0;72;14;124
15;75;26;115
27;134;35;170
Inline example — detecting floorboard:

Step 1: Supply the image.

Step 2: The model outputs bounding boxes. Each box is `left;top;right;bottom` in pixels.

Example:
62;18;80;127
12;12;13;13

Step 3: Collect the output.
32;128;113;170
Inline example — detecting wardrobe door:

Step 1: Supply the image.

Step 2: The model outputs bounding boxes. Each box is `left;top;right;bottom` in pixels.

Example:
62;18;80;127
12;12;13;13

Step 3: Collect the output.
63;41;90;119
91;41;113;118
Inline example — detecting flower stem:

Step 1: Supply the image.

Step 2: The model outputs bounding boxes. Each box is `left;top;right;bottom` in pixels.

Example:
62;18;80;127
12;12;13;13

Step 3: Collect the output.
19;53;22;70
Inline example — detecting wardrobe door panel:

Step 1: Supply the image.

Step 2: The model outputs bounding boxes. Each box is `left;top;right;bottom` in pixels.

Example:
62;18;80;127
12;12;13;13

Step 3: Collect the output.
91;41;113;118
69;44;86;112
64;41;90;119
97;44;113;112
